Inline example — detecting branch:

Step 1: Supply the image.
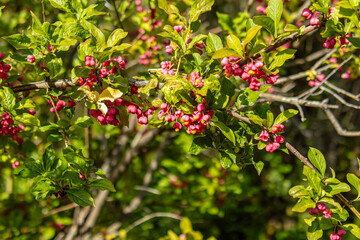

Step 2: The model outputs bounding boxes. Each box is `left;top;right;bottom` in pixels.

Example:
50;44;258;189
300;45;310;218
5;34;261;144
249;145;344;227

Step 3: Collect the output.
260;92;338;109
125;212;183;233
224;109;360;219
323;109;360;137
237;24;322;66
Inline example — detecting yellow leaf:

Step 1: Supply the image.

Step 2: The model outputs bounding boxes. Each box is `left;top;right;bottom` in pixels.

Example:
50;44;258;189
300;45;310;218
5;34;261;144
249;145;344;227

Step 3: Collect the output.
97;102;108;115
78;85;99;103
98;87;123;103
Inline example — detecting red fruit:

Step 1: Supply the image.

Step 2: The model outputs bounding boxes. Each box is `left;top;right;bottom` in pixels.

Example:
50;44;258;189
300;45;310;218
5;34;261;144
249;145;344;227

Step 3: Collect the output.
330;234;341;240
12;161;20;168
85;56;95;67
173;122;182;132
173;25;183;32
160;103;168;111
47;44;53;51
103;60;111;66
138;115;148;125
337;229;346;237
3;64;11;72
0;52;5;59
27;55;36;63
317;203;326;212
165;45;174;54
309;208;319;215
197;103;205;112
259;130;269;142
27;110;36;115
127;105;137;114
323;209;332;219
108;108;117;115
77;77;84;85
310;17;320;26
302;8;312;20
79;173;86;179
68;101;76;108
115;98;123;106
274;135;284;143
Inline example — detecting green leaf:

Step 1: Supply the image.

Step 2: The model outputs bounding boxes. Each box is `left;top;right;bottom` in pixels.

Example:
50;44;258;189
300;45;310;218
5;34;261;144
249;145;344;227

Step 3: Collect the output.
81;20;106;50
0;87;16;111
45;58;63;78
343;224;360;238
206;33;223;53
306;219;323;240
180;217;193;233
2;34;32;50
189;137;213;155
347;173;360;200
266;110;274;127
15;113;40;127
226;34;243;55
106;29;127;48
331;208;349;222
349;0;360;9
243;26;262;49
253;16;275;38
189;0;215;23
247;113;266;126
219;151;234;169
75;116;93;128
324;182;351;195
266;0;283;38
67;189;95;207
48;0;71;12
211;120;236;146
43;145;59;172
39;123;61;132
289;185;310;198
158;0;185;23
187;34;207;51
273;109;298;125
292;197;315;212
254;161;264;175
89;179;116;192
212;47;241;59
303;166;322;195
308;147;326;177
158;25;186;52
347;37;360;48
269;49;297;70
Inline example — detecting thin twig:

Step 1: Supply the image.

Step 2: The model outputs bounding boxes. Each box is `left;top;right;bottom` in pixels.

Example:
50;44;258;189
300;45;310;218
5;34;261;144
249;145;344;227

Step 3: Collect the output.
125;212;183;233
320;86;360;109
310;48;337;71
224;109;360;219
260;92;338;109
111;0;124;29
298;56;353;100
41;0;46;22
41;203;77;218
286;48;332;67
49;97;69;148
323;109;360;137
323;82;360;101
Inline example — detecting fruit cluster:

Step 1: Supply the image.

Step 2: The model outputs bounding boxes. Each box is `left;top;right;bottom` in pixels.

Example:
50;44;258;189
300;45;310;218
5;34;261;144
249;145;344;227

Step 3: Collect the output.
77;55;126;90
309;203;333;219
158;101;213;134
0;112;23;144
330;230;347;240
221;57;279;91
258;124;285;153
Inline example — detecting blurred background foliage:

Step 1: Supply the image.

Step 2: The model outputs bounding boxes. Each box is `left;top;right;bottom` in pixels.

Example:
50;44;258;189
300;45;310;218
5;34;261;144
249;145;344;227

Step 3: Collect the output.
0;0;359;239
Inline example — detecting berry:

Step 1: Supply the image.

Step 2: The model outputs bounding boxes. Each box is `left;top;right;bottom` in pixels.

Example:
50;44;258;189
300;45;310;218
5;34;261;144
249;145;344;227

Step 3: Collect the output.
165;45;174;54
317;203;326;212
0;52;5;59
309;208;319;215
274;135;284;143
310;17;320;26
323;209;332;219
302;8;312;20
259;130;269;142
27;55;36;63
12;161;20;169
174;25;183;32
85;56;96;67
138;115;148;125
330;234;341;240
